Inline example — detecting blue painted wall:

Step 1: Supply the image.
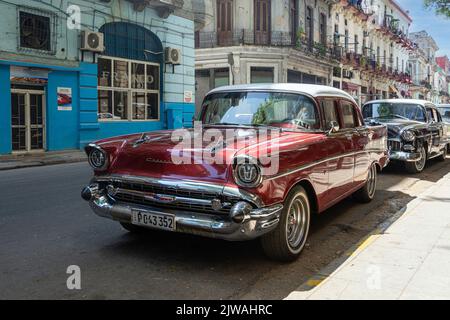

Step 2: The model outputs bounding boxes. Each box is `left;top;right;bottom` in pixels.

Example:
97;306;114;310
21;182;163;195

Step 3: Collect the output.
0;0;196;154
46;70;79;151
0;65;11;154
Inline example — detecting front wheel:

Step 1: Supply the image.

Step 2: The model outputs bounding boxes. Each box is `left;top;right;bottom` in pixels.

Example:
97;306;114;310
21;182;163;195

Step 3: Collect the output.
405;146;427;174
261;186;311;262
353;163;378;203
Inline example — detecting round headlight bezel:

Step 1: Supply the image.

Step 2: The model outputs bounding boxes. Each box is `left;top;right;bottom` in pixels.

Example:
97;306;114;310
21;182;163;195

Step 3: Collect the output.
86;144;109;171
233;156;263;188
401;130;416;142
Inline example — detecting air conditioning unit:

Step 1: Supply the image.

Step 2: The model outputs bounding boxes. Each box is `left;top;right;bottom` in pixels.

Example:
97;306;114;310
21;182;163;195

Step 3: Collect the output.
80;30;105;53
165;47;182;65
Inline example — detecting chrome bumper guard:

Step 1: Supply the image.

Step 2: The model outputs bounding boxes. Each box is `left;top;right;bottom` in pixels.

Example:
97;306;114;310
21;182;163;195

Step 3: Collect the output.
82;178;283;241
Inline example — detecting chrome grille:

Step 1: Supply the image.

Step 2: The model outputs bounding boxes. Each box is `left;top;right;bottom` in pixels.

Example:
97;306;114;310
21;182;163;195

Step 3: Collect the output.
109;180;237;216
112;180;220;200
388;140;402;152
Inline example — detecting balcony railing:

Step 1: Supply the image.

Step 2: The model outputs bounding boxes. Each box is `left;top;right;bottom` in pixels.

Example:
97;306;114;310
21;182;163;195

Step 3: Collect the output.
196;30;340;61
338;0;373;20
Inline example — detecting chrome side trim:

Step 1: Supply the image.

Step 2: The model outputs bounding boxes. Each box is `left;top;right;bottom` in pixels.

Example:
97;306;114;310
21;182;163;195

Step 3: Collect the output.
265;149;387;181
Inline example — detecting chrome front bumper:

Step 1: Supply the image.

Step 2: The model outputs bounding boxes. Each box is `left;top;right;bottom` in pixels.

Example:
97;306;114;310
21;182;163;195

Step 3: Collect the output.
82;178;283;242
389;151;422;162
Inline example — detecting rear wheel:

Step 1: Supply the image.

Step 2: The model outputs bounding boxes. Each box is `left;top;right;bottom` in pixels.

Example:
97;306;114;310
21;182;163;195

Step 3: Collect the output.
405;146;427;174
261;186;311;262
353;163;377;203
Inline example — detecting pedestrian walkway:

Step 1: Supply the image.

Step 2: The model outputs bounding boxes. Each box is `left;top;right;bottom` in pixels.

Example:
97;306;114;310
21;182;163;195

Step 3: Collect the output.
0;150;86;170
286;172;450;300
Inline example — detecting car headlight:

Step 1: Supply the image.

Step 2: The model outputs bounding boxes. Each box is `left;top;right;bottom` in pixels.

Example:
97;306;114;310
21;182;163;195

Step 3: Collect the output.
233;156;262;188
86;145;109;171
401;130;416;142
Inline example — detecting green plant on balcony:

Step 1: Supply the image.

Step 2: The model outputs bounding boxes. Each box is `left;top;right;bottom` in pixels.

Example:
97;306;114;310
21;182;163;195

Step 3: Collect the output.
360;55;367;69
296;27;306;48
333;67;342;77
314;42;327;56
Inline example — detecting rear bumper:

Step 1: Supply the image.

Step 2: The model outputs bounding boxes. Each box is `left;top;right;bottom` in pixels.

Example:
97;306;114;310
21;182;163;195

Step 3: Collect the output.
83;183;283;242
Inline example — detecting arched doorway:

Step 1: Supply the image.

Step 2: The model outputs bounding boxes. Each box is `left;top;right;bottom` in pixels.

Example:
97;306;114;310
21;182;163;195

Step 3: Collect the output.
97;22;164;122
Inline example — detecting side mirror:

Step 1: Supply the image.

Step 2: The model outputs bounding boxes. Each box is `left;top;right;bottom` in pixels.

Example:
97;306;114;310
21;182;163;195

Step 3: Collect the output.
327;121;340;134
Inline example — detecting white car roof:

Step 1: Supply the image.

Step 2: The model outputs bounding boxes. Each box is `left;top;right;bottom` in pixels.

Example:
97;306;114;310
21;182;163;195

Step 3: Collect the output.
208;83;357;104
363;99;435;107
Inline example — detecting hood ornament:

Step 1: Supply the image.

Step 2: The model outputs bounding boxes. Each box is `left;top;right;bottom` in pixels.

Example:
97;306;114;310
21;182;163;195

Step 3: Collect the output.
133;133;151;148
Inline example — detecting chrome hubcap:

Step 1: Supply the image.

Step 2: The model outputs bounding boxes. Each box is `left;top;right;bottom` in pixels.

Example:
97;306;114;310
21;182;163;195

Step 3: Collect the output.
416;147;426;171
286;195;308;249
367;164;377;198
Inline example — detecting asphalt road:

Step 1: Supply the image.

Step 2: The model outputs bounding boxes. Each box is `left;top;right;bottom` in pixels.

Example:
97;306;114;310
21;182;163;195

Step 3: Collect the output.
1;158;449;300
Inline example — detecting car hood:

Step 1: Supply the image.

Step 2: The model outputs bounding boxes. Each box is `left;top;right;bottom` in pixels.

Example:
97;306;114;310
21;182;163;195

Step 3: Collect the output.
93;127;319;184
374;118;426;138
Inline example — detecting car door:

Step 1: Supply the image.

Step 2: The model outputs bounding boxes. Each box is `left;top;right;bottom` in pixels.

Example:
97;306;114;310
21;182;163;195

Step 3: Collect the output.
321;99;356;206
426;105;443;156
337;100;362;191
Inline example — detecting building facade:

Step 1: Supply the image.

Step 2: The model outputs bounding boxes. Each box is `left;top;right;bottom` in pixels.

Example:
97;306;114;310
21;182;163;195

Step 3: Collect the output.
436;55;450;103
408;30;439;102
330;0;413;105
194;0;414;111
195;0;339;115
0;0;196;155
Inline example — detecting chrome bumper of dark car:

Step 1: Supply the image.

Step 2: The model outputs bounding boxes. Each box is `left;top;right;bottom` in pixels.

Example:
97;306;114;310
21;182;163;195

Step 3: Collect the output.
388;150;422;162
82;176;283;241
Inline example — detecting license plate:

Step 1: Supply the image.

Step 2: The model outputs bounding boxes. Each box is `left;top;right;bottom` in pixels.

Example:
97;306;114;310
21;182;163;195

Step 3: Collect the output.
131;210;176;231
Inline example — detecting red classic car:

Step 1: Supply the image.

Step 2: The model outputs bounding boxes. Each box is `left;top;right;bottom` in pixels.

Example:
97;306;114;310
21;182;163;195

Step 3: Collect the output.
82;84;388;261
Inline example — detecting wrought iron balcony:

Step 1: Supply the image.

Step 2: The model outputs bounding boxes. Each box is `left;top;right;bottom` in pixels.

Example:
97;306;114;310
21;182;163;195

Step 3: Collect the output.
195;30;338;61
338;0;373;20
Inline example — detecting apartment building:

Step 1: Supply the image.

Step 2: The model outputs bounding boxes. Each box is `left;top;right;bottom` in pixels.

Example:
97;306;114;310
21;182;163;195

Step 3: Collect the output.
330;0;413;104
194;0;338;114
408;30;439;102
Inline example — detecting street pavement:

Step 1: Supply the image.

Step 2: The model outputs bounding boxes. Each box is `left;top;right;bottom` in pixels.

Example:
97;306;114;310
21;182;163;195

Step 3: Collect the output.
286;171;450;300
0;159;449;299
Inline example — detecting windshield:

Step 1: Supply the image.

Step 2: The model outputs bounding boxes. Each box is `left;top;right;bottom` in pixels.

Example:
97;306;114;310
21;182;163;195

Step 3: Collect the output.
438;107;450;122
200;91;320;131
363;103;426;122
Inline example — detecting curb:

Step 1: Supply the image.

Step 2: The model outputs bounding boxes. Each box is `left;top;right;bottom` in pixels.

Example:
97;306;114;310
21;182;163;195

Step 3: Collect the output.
285;178;440;299
0;158;86;171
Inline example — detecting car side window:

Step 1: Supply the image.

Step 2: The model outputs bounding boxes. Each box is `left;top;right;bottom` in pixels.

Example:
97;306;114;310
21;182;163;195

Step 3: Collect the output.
433;109;441;122
321;100;339;129
427;108;438;123
339;101;357;129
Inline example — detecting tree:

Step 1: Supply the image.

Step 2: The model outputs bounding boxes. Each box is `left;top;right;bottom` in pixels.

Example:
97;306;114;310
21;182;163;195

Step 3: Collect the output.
424;0;450;18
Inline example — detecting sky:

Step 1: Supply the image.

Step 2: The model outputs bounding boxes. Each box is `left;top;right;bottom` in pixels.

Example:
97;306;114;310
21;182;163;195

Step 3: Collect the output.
396;0;450;57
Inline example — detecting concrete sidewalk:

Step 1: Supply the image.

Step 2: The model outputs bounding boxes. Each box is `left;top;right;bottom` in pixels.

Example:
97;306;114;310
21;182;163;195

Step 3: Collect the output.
0;150;86;170
286;172;450;300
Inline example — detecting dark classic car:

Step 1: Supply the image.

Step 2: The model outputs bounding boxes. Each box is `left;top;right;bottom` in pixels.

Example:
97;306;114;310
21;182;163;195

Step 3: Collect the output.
363;99;448;173
82;84;388;261
437;104;450;151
